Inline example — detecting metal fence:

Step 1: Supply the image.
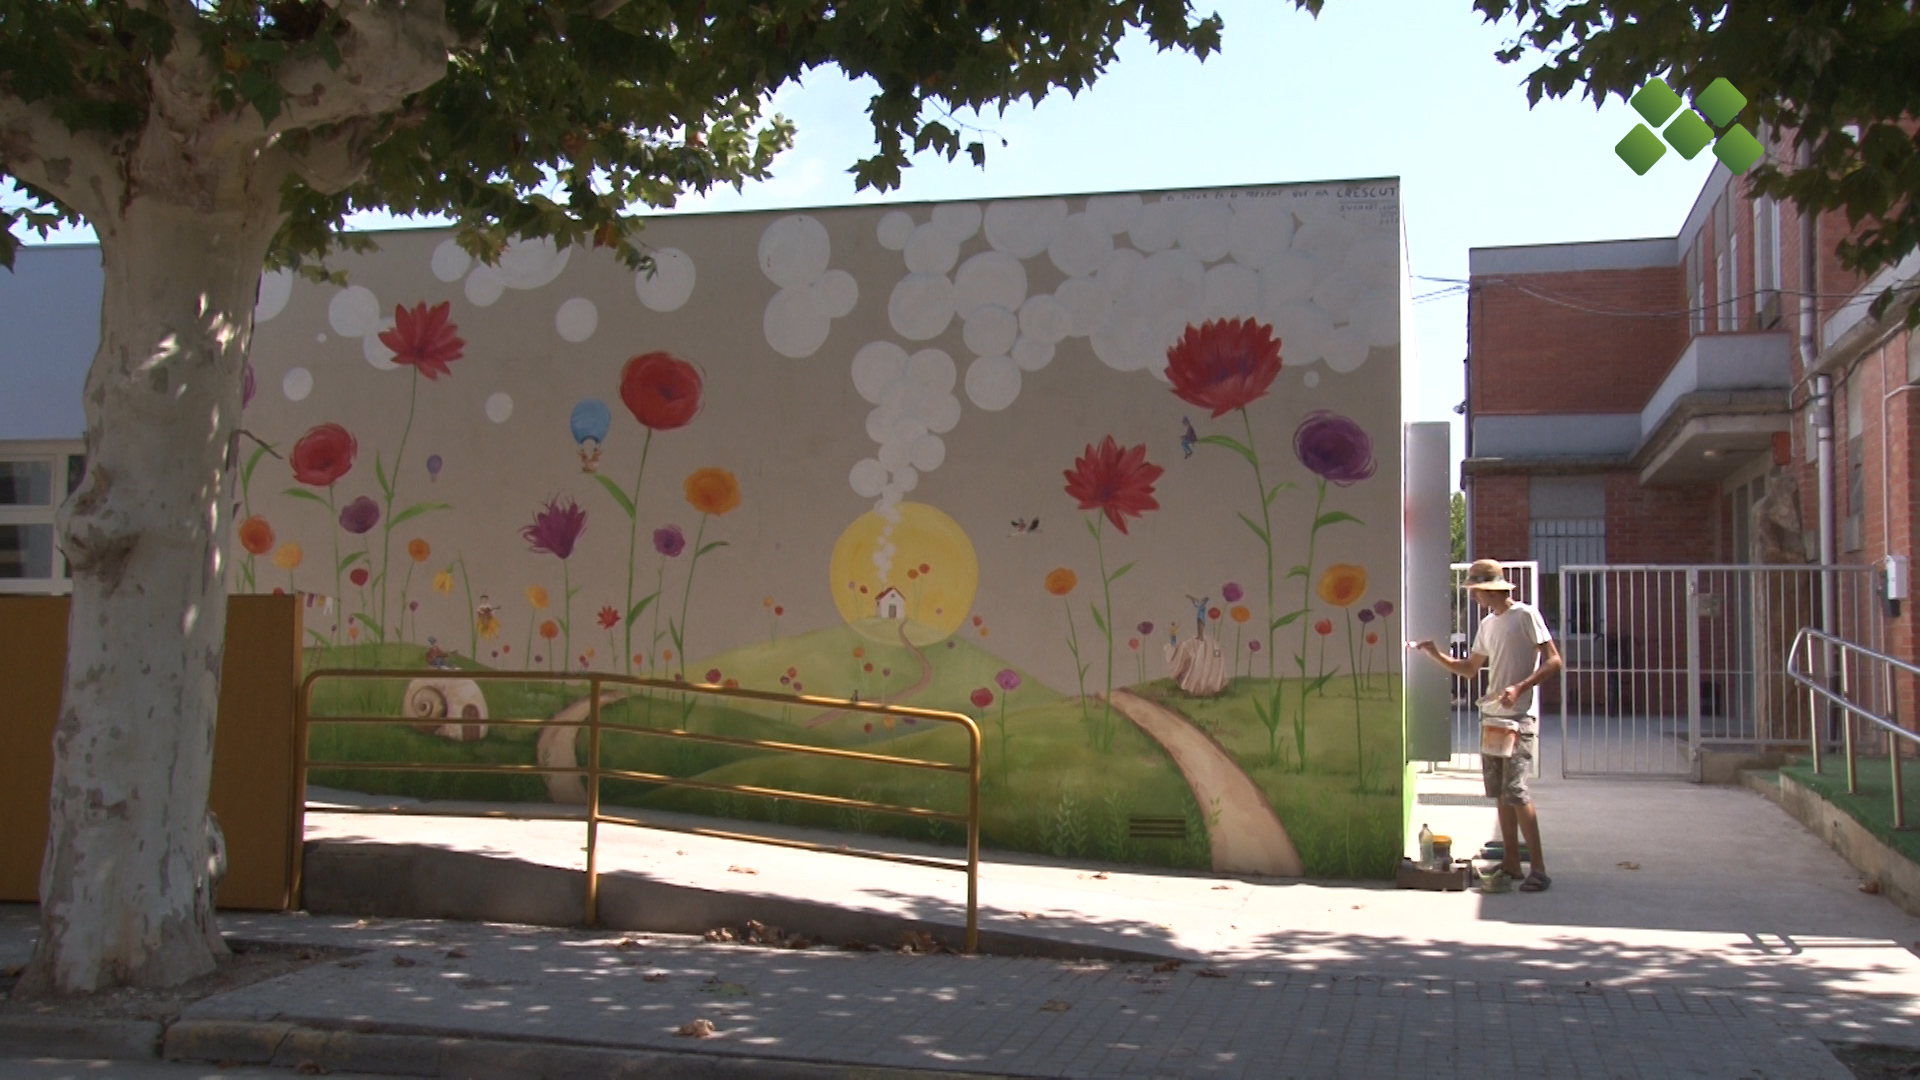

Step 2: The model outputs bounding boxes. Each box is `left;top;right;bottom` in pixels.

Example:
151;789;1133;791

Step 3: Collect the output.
1556;565;1885;778
1788;627;1916;828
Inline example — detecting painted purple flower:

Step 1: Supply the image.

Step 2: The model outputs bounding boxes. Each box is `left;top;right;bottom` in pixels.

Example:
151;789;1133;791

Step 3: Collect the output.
1221;582;1244;604
338;495;380;535
1249;640;1262;653
1137;620;1154;636
523;496;587;559
1357;608;1375;625
1293;410;1377;486
1373;600;1394;618
653;524;686;558
996;668;1022;692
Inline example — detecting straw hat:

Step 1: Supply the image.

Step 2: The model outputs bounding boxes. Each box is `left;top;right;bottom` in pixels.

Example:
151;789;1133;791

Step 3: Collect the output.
1462;558;1516;591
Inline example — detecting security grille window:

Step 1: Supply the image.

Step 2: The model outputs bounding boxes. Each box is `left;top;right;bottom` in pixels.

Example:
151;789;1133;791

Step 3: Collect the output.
1531;518;1606;636
1753;196;1781;327
0;445;83;594
1687;238;1706;336
1845;379;1865;552
1716;195;1736;331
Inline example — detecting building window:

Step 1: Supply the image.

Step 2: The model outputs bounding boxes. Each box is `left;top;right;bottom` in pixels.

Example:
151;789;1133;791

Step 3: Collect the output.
1753;196;1781;327
0;444;83;594
1716;195;1736;331
1687;238;1705;336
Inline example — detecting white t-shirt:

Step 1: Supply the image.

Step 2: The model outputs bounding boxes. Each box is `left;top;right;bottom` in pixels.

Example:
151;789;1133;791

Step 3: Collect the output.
1470;600;1553;721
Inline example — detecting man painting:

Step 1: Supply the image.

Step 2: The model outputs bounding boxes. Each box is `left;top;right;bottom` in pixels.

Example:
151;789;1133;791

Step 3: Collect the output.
1411;559;1561;893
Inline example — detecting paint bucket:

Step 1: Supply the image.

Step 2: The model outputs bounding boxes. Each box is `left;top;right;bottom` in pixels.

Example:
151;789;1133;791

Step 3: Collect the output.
1430;835;1452;870
1480;717;1520;758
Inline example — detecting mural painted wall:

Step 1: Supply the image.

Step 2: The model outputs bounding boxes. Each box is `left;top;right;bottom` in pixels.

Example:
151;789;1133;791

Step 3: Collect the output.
237;180;1406;878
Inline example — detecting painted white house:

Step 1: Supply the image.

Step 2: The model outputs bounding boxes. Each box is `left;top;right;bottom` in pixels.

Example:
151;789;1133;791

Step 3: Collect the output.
874;586;905;620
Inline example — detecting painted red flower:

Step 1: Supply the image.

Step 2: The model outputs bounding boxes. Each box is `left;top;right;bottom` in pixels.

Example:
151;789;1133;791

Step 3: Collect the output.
620;351;703;430
378;301;465;380
1063;435;1164;535
970;687;994;709
290;423;357;487
597;606;620;629
1164;317;1283;418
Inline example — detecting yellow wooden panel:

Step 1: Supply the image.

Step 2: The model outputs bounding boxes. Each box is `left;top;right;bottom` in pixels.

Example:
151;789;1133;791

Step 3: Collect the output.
0;597;68;902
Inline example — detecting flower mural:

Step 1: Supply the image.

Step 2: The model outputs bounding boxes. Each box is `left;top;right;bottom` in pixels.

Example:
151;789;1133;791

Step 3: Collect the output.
1046;567;1090;728
600;351;705;675
1063;436;1161;749
238;516;274;556
379;301;465;381
1282;411;1375;770
339;496;380;535
272;542;302;592
1319;563;1370;788
289;423;357;488
1165;318;1284;419
1165;320;1295;763
523;496;588;670
364;303;462;646
991;669;1020;786
670;468;738;680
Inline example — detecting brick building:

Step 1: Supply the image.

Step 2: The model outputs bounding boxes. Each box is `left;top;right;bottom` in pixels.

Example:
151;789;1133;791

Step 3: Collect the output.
1465;156;1917;732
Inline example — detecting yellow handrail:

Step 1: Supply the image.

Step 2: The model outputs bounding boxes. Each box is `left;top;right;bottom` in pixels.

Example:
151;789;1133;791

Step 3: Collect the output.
296;668;982;951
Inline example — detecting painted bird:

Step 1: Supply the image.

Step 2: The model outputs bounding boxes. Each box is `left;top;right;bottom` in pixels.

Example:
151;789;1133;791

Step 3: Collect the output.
1180;416;1198;459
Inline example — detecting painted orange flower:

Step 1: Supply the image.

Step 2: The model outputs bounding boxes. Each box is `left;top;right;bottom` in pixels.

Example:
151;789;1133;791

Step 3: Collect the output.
526;585;550;610
539;620;560;640
237;516;274;556
1044;568;1078;595
683;467;740;515
272;543;303;570
1317;564;1368;607
1229;605;1251;624
408;538;431;562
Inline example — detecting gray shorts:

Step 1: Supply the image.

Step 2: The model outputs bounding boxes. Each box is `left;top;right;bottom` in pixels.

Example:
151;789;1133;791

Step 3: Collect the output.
1481;720;1537;803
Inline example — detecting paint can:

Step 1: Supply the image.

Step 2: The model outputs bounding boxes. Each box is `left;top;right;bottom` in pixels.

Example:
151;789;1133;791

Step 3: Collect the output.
1480;717;1520;758
1429;834;1452;870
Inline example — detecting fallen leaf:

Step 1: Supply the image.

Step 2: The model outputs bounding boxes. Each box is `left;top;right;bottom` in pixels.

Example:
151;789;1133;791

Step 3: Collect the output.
703;928;736;943
444;948;468;960
1040;999;1072;1012
294;1063;330;1076
699;976;751;996
728;865;758;875
1017;911;1041;920
1197;969;1227;979
674;1018;717;1038
1211;884;1232;891
391;955;418;968
1860;880;1882;895
643;972;669;983
614;937;643;950
1092;871;1109;880
1616;861;1640;871
1152;960;1183;973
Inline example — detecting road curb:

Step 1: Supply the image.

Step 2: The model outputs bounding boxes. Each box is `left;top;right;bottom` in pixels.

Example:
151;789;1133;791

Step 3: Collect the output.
0;1014;163;1060
162;1017;1015;1079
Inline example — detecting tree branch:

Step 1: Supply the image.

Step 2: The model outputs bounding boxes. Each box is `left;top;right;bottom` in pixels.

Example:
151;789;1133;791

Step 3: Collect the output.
0;92;122;224
268;0;455;136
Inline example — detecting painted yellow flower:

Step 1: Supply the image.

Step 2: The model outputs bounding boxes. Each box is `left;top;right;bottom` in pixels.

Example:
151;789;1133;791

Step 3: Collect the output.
432;569;454;594
683;466;741;516
272;543;303;570
526;584;550;610
1044;567;1078;596
1317;564;1368;607
408;538;431;562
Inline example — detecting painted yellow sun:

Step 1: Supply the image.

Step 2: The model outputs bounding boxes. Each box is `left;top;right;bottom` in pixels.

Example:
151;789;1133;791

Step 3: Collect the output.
829;502;978;646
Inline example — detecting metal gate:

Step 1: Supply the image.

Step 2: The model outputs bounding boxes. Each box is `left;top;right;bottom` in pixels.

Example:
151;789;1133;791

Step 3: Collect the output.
1555;565;1885;777
1441;560;1539;771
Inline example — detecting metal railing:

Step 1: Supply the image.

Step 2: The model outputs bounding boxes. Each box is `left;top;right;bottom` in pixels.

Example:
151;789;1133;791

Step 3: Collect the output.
295;668;983;950
1787;628;1916;829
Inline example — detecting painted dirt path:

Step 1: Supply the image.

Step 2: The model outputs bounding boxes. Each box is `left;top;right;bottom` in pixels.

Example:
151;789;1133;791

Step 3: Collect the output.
1107;689;1303;877
535;687;635;805
805;620;935;729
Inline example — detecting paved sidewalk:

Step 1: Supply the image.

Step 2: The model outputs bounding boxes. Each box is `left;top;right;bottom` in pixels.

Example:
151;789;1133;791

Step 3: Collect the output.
4;764;1917;1078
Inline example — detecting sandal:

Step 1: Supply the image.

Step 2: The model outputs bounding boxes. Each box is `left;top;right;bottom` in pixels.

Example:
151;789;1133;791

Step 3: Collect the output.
1519;871;1552;893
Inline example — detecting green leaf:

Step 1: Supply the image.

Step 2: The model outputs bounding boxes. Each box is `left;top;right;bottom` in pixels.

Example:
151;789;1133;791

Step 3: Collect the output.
1107;561;1135;584
1286;564;1309;580
627;592;658;625
375;453;391;500
1084;516;1102;543
389;502;453;528
305;628;329;646
696;540;729;557
1264;481;1295;508
592;474;636;519
1237;512;1270;545
1306;672;1339;695
355;613;386;639
283;487;328;506
668;619;683;652
243;444;272;490
1271;608;1308;632
1314;511;1363;530
1197;434;1257;468
338;551;365;572
1089;604;1108;636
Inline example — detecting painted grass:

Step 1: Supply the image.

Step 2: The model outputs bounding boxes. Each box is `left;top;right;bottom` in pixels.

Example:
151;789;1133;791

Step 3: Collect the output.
629;698;1211;869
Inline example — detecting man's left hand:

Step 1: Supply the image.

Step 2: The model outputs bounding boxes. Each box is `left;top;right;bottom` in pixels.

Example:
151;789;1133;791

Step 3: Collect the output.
1497;685;1521;708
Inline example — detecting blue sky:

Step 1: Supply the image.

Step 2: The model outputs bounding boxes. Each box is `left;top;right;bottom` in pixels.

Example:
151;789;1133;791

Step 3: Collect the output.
14;0;1717;478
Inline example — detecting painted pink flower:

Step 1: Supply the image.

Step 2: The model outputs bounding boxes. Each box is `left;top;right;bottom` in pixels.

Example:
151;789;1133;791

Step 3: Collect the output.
653;525;686;558
995;668;1022;692
1221;582;1244;604
338;495;380;535
523;496;587;559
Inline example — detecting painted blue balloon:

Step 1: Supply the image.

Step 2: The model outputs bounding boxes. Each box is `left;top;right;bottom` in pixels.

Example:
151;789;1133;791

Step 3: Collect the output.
570;399;611;444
